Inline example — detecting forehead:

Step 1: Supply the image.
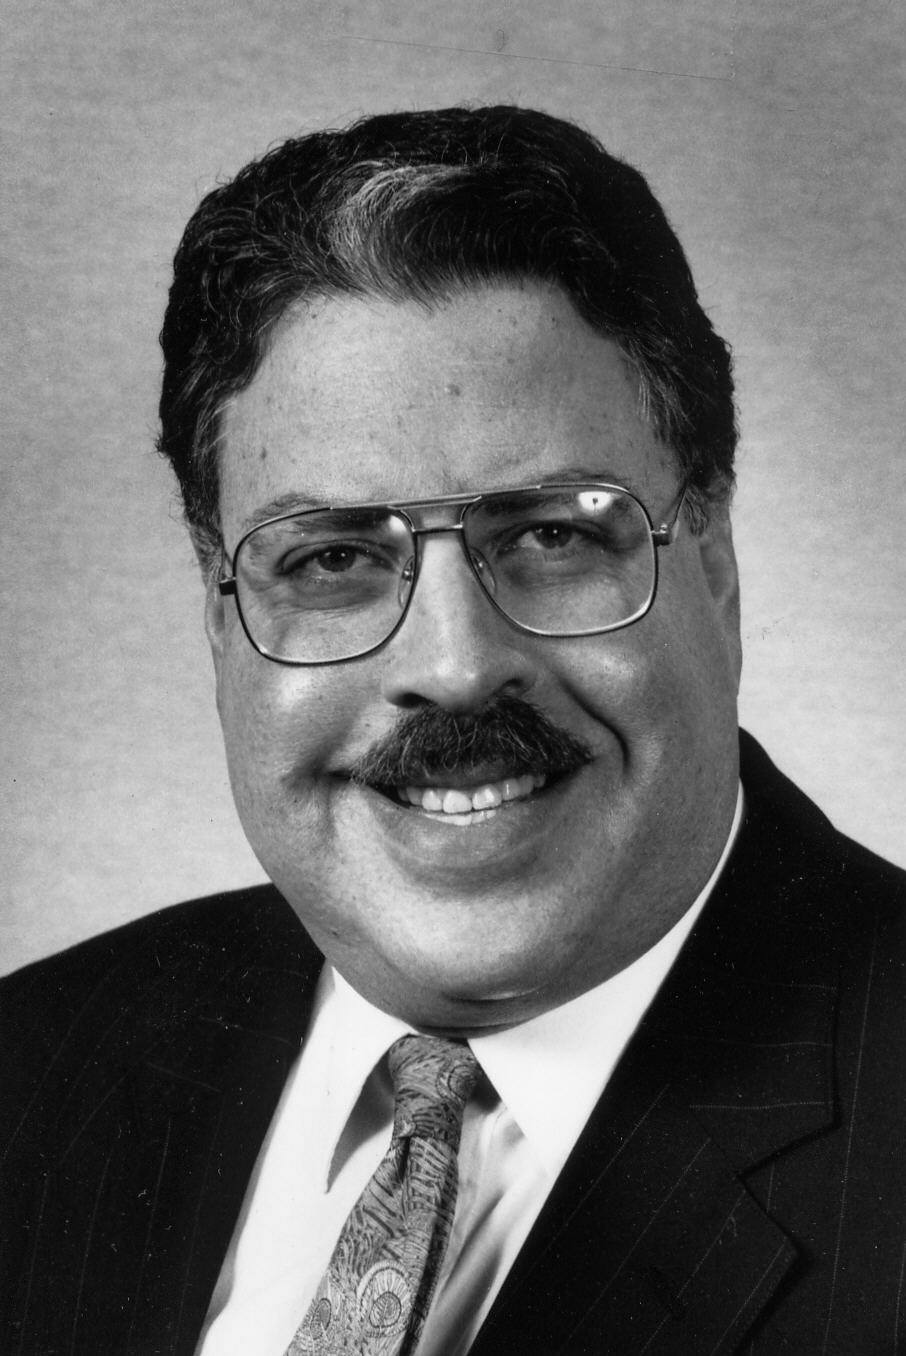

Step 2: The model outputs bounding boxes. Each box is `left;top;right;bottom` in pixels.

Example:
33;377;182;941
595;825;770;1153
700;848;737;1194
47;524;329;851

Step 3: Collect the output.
217;282;674;542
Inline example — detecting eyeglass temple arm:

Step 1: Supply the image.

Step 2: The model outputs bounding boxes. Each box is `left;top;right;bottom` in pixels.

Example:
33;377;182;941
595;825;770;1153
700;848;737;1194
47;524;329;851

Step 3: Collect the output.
651;486;688;548
209;535;235;595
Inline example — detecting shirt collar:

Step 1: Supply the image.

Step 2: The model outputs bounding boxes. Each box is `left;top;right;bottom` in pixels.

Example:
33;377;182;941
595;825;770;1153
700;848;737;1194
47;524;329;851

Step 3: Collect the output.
313;968;412;1186
318;783;743;1184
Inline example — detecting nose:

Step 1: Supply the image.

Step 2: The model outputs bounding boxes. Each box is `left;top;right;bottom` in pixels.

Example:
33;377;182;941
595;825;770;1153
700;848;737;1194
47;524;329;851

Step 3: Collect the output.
380;534;537;712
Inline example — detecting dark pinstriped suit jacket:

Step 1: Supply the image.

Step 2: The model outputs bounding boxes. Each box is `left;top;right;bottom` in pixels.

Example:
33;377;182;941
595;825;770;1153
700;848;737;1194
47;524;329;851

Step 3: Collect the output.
2;733;905;1354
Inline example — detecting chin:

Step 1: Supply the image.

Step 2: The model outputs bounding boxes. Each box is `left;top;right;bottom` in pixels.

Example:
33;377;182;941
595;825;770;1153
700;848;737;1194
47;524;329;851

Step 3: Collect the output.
355;933;579;1029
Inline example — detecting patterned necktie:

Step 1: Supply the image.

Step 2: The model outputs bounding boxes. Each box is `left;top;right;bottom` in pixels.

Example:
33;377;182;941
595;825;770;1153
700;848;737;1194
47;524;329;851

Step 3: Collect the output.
286;1034;480;1356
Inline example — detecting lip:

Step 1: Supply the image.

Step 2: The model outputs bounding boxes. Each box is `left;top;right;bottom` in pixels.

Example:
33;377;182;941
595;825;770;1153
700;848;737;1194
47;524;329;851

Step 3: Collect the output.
336;763;591;886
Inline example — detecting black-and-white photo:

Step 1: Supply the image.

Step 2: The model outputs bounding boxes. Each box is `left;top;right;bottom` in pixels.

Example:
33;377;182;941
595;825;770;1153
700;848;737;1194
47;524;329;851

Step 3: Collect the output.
2;5;904;1352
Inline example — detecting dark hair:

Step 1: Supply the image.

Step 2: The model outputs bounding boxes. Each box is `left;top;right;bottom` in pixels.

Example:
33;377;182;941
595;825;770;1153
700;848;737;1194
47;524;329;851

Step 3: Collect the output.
158;105;736;565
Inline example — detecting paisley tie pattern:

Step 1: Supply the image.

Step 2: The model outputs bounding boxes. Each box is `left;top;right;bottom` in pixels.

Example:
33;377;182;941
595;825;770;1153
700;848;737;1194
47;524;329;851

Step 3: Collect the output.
286;1034;480;1356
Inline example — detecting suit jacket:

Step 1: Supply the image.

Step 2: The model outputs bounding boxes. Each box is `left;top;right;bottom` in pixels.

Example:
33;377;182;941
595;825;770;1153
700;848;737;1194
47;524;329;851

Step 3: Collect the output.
2;732;904;1355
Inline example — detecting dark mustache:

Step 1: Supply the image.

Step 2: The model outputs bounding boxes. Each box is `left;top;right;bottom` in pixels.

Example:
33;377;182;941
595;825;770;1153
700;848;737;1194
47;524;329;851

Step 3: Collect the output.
348;696;594;787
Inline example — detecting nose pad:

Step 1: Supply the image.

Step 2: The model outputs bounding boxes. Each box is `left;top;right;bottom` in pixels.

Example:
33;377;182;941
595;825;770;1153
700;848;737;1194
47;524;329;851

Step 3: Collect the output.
397;556;416;610
469;548;497;598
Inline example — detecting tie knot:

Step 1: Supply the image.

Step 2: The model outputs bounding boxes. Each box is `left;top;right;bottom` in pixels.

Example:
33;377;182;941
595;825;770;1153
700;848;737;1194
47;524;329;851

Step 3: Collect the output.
387;1035;480;1147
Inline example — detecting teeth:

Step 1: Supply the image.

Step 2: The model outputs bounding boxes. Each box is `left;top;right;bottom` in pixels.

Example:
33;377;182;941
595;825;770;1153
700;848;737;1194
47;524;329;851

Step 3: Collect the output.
401;773;544;814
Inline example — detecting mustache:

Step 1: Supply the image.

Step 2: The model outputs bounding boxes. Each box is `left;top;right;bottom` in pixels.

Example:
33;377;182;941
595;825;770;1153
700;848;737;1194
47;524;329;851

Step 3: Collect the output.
347;696;595;787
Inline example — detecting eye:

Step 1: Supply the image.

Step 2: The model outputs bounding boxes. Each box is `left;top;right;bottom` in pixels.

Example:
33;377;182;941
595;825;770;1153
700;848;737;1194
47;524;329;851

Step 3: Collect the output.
500;521;597;556
296;545;364;574
519;523;579;550
281;540;395;578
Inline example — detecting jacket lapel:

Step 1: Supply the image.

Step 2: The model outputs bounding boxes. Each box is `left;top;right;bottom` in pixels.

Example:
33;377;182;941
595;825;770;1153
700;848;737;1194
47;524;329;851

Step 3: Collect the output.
472;775;840;1354
470;1071;799;1355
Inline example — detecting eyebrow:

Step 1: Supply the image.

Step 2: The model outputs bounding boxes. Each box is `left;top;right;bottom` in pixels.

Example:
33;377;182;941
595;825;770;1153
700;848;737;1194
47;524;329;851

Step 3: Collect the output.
238;466;643;536
240;492;327;536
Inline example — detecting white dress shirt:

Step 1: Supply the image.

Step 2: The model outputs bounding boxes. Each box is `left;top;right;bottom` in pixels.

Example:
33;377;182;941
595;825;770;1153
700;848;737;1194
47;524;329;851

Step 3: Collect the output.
197;786;742;1356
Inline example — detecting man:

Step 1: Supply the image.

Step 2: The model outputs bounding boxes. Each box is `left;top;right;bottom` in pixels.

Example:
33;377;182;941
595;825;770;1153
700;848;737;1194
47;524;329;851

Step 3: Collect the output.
2;105;903;1355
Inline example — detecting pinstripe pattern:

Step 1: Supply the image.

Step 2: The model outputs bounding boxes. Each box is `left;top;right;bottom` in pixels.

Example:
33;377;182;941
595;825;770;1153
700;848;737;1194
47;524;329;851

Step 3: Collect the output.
895;1238;906;1344
2;735;905;1354
124;1115;173;1353
821;915;879;1351
638;1188;748;1353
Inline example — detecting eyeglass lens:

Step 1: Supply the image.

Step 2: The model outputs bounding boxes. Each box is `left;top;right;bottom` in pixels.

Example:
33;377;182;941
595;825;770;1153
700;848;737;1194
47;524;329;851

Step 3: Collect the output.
232;486;657;663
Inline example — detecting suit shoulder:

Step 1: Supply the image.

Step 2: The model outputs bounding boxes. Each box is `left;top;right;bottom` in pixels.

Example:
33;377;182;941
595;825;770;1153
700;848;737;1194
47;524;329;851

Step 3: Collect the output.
738;729;906;944
0;885;306;1125
1;883;297;1003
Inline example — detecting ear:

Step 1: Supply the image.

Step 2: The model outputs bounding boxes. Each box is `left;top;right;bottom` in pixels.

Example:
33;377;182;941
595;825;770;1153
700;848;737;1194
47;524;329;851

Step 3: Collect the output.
204;570;227;670
190;528;227;669
696;505;742;688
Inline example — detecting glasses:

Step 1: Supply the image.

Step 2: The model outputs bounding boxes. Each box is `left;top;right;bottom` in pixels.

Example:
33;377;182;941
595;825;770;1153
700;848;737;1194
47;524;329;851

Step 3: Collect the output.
219;481;686;665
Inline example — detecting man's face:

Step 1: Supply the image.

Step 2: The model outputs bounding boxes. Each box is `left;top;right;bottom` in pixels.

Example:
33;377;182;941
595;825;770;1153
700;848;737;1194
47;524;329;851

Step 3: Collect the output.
207;282;742;1031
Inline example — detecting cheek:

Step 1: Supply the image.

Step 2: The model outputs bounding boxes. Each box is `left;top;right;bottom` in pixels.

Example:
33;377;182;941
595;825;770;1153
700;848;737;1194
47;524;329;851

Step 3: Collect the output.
555;576;735;756
549;629;673;746
637;576;740;767
216;641;351;811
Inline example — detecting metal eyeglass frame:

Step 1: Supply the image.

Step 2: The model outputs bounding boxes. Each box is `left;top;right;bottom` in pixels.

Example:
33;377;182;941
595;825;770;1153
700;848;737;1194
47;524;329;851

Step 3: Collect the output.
218;480;688;666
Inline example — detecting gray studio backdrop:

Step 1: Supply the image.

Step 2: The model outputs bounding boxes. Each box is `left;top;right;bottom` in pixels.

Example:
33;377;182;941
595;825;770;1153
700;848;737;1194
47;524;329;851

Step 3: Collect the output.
2;0;904;973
